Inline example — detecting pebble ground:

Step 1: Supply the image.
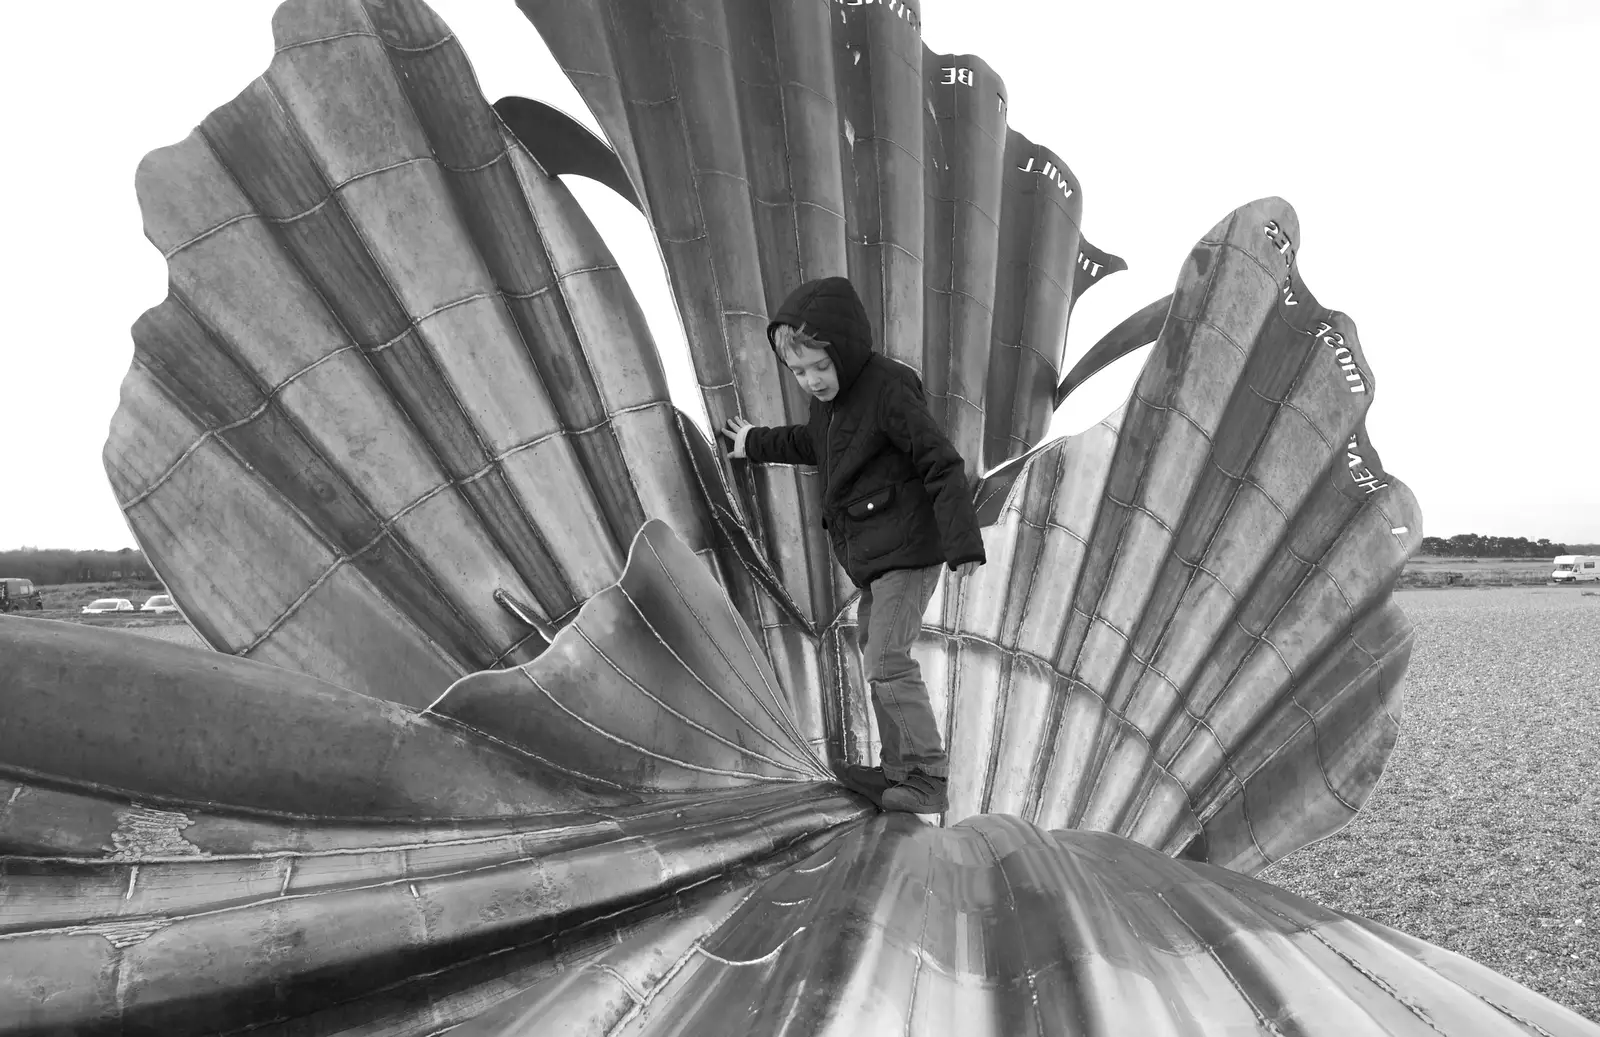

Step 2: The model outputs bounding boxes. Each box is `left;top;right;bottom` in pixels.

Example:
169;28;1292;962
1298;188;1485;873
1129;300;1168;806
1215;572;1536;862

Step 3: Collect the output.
1263;586;1600;1022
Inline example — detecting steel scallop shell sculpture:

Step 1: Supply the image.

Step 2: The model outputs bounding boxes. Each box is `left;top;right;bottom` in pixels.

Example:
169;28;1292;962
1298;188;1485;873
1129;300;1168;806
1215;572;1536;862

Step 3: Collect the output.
0;0;1596;1032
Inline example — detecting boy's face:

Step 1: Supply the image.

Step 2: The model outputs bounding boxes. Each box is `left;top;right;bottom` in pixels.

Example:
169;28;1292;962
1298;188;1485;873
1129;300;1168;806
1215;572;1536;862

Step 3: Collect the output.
783;341;840;402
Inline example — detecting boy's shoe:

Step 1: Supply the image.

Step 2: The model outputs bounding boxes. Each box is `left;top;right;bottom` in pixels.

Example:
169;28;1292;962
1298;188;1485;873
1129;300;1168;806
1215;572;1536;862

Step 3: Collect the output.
881;771;948;814
835;764;892;807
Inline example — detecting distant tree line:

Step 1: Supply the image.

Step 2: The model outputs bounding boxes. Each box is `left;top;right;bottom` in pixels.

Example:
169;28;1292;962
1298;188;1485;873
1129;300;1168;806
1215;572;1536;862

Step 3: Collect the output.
1417;535;1600;557
0;547;156;584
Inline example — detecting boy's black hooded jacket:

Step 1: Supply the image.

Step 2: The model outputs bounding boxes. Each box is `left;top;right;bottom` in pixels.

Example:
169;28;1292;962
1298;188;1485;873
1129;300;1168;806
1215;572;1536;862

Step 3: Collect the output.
744;277;986;588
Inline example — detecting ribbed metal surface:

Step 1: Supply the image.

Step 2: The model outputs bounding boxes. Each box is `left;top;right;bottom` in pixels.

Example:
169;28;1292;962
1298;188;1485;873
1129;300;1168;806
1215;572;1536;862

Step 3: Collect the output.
107;0;745;706
432;521;836;785
514;0;1124;647
827;198;1423;872
3;530;1593;1034
0;526;865;1033
30;0;1594;1031
456;814;1600;1037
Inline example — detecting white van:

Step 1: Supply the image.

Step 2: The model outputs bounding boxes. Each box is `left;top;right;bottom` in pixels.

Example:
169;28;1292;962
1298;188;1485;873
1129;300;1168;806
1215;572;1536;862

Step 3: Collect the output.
1551;555;1599;583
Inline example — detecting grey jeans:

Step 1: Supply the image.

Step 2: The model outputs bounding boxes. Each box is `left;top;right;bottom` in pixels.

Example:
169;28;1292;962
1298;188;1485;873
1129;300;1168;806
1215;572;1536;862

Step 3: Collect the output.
856;564;947;781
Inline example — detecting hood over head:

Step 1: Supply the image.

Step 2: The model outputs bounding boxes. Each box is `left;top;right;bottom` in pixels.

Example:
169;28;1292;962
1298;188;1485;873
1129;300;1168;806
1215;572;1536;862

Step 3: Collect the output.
766;277;874;394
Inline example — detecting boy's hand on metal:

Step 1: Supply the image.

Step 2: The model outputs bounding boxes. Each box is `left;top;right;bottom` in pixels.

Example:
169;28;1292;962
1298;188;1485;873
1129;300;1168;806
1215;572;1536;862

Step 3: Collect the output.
720;417;753;459
953;560;982;580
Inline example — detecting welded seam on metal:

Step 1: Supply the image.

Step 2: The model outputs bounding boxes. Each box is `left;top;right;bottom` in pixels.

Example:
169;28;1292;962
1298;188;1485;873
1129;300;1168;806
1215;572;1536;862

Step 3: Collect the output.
972;438;1209;825
423;709;630;790
9;819;602;868
1163;310;1251;361
161;212;257;258
1184;646;1331;860
793;197;847;221
1239;473;1294;523
926;282;997;312
238;479;461;657
516;667;808;783
1154;889;1289;1035
901;845;937;1036
696;925;809;967
1291;700;1363;814
1163;540;1347;780
1064;242;1251;836
237;401;674;658
997;498;1092;547
491;626;549;668
1318;562;1359;614
592;963;648;1005
935;87;962;461
224;860;742;1034
4;804;819;944
474;400;674;478
1188;560;1240;602
1245;903;1453;1036
584;587;817;774
1241;381;1341;461
162;146;528;259
707;501;819;637
119;343;356;510
378;29;458;56
1189;661;1368;828
1118;295;1328;801
275;29;380;54
978;454;1064;812
643;13;812;612
136;280;478;673
126;273;643;514
509;136;658;558
638;534;825;774
1102;492;1176;537
789;853;840;877
606;883;770;1032
313;19;579;634
970;824;1046;1033
210;68;539;664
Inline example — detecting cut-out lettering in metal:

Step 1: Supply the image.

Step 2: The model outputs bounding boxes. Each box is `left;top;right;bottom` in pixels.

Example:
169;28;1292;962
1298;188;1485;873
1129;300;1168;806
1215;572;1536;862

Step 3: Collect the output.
839;0;921;32
14;0;1597;1031
1317;321;1368;395
1018;154;1075;197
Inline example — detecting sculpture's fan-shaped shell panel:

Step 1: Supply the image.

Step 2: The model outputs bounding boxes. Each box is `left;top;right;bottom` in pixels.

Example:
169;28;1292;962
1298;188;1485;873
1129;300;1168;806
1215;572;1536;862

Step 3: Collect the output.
515;0;1122;634
457;815;1599;1037
105;0;794;705
828;199;1422;872
0;565;864;1032
17;0;1590;1030
432;521;834;789
2;533;1592;1034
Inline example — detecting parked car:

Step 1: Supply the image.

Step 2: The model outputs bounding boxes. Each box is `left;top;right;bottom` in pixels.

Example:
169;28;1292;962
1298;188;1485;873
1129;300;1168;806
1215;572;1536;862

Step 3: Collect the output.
0;578;43;612
81;598;135;614
140;594;179;614
1551;555;1599;584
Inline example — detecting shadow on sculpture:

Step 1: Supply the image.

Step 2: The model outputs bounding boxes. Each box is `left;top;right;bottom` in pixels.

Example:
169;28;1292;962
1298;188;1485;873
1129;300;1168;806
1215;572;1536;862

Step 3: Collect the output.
1;0;1596;1032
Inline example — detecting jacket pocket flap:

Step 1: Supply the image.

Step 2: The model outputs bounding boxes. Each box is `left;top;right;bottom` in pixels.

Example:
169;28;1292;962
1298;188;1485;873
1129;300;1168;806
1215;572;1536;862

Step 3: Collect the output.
844;484;895;519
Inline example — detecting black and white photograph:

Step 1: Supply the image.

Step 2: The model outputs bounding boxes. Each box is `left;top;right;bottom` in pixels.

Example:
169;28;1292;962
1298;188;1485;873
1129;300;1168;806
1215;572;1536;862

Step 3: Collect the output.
0;1;1595;1031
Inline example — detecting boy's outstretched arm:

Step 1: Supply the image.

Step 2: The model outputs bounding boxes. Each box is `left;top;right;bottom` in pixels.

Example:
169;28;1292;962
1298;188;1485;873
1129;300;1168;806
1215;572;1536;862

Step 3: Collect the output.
721;417;817;466
881;382;986;570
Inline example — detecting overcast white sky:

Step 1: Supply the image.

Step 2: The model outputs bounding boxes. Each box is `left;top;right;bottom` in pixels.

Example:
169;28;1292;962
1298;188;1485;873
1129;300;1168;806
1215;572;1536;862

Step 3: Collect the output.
1;0;1595;549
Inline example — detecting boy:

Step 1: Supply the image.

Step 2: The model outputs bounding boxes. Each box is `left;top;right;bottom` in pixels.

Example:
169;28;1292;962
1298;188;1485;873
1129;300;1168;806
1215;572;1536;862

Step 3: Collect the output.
720;276;985;814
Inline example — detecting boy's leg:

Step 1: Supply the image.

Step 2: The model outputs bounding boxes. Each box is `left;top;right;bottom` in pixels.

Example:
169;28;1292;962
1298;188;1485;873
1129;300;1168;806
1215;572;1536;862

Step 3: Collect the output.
861;565;946;782
857;583;906;779
834;586;895;806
